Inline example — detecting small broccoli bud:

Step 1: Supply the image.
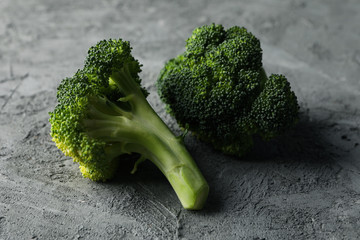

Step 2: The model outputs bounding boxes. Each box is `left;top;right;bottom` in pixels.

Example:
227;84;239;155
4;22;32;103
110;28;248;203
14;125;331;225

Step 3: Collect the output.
186;23;225;57
251;74;299;140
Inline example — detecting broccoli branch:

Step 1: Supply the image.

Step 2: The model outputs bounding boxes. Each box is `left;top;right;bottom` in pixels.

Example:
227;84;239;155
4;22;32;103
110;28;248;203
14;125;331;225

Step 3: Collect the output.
82;64;209;209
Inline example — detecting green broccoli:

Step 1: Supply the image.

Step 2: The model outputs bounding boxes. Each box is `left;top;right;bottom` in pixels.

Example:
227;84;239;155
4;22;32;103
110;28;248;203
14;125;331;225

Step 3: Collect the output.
157;24;299;157
49;39;209;210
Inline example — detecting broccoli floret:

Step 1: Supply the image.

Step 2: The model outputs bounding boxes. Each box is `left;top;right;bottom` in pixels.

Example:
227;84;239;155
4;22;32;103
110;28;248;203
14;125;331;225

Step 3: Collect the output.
49;39;209;210
157;24;299;157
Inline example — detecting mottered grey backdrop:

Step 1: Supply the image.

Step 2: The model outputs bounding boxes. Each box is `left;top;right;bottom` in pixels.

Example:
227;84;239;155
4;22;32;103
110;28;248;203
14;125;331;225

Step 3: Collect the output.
0;0;359;239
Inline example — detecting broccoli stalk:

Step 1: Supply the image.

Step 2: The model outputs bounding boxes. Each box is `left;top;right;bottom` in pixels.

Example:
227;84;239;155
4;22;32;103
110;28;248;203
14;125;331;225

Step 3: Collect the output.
49;39;209;210
85;66;209;209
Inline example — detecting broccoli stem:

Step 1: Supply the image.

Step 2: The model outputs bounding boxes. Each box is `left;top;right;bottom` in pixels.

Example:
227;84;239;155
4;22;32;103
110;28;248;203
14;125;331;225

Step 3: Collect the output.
123;123;210;210
86;66;209;210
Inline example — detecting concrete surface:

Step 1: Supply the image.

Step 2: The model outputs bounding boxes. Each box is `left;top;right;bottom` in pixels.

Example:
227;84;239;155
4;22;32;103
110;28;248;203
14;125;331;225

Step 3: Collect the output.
1;0;360;239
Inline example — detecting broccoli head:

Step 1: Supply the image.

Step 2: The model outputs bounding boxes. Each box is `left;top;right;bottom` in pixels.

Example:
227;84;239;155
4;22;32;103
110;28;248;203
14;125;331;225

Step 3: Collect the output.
49;39;209;210
157;24;299;157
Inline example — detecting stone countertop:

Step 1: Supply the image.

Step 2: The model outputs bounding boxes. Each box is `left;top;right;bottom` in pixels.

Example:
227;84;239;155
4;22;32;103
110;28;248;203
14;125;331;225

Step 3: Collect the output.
0;0;359;239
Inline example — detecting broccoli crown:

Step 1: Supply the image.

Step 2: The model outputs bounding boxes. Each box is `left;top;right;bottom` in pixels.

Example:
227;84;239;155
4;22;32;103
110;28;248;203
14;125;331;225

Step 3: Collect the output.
49;39;152;181
84;39;148;99
157;24;299;156
49;39;209;209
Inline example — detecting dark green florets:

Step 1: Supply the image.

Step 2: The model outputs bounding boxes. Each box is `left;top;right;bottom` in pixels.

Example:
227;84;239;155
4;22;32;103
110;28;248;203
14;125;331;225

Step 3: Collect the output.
251;74;299;140
157;24;299;157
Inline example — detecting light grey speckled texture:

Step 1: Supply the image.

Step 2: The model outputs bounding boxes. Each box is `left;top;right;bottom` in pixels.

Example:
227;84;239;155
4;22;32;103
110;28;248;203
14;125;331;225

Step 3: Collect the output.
0;0;360;239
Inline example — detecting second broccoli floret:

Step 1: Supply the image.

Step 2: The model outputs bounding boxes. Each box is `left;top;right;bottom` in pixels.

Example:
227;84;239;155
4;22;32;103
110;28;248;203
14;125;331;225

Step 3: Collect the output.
157;24;299;157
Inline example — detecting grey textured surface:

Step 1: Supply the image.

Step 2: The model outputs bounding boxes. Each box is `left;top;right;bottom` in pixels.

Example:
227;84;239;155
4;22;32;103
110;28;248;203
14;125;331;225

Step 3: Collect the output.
1;0;360;239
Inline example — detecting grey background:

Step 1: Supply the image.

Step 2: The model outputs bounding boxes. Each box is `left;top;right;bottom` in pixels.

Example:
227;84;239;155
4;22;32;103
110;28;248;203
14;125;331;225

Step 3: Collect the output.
1;0;360;239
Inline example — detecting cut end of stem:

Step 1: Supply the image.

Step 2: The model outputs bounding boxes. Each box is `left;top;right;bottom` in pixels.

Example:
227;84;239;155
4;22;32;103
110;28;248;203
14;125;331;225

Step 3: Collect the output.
182;183;209;210
166;165;209;210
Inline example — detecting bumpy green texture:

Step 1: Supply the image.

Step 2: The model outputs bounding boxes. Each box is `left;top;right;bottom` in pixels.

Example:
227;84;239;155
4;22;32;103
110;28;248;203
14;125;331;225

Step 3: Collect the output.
49;39;209;210
157;24;299;156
